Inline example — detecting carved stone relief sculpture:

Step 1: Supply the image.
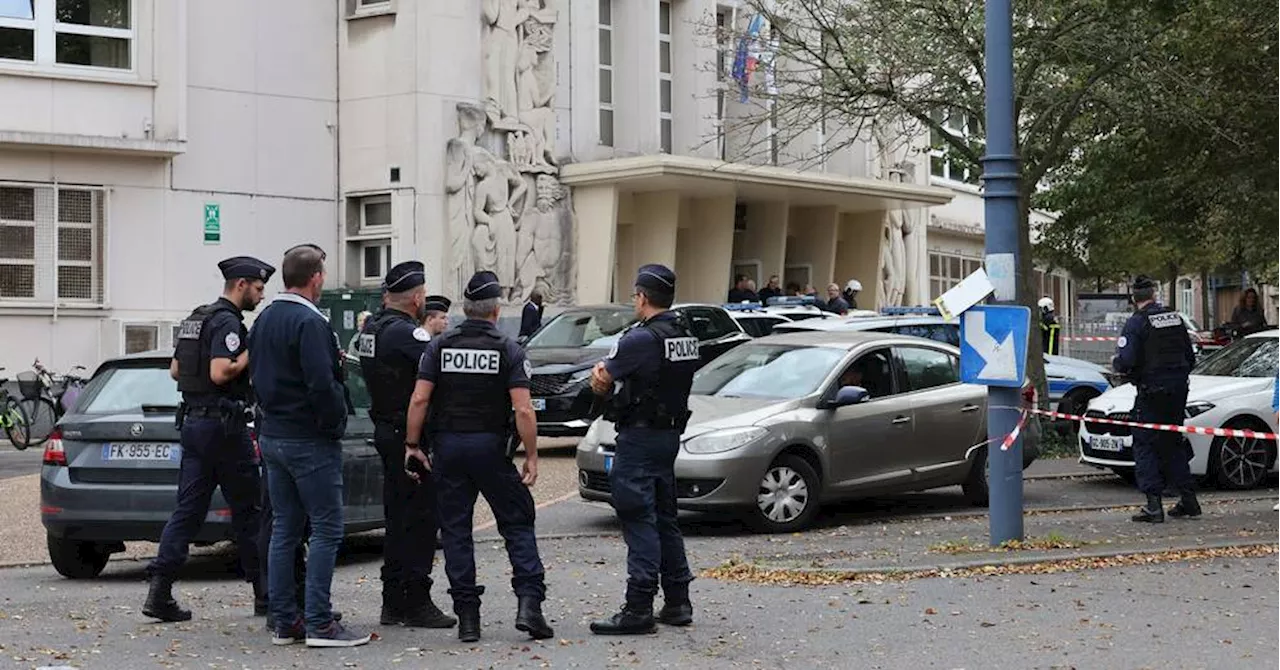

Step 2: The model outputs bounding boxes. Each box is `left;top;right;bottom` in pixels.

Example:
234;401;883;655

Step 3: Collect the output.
447;0;575;305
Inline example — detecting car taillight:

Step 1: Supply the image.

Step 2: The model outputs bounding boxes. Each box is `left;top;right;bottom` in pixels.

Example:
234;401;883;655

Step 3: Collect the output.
43;428;66;466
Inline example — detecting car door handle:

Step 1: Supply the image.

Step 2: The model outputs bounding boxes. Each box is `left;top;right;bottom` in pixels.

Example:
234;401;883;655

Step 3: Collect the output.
960;404;981;413
892;416;912;425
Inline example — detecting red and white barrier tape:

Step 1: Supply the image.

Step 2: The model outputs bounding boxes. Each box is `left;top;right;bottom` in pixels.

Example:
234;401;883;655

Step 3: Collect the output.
1062;336;1120;342
999;409;1030;451
1027;407;1278;441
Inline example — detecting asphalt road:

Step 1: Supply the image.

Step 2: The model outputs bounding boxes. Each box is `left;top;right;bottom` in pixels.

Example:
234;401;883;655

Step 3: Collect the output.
0;445;41;480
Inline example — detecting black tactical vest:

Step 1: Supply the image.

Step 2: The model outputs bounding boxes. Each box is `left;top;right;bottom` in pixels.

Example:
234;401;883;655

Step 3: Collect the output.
430;322;512;433
174;299;248;404
613;313;700;429
357;308;419;424
1137;304;1192;383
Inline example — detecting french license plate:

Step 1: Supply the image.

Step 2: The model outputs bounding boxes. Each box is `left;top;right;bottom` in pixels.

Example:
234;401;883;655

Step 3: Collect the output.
1090;436;1125;453
604;455;613;474
531;398;546;411
102;443;180;461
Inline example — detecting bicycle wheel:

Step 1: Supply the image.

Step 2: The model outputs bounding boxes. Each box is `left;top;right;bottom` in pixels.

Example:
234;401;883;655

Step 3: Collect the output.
4;398;31;450
19;397;57;447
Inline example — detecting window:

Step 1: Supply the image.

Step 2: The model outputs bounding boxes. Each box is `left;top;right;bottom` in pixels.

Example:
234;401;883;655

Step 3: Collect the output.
0;183;103;304
929;108;983;185
0;0;133;70
78;364;180;414
714;8;728;160
1193;337;1278;378
360;241;391;282
928;252;981;299
123;323;157;354
658;0;672;153
597;0;614;147
359;195;391;233
837;348;894;398
344;194;392;287
1179;278;1194;314
692;343;847;400
881;323;959;347
737;315;787;338
897;347;959;391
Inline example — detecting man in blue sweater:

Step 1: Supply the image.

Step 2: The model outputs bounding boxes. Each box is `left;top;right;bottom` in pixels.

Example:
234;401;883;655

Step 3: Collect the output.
249;244;370;648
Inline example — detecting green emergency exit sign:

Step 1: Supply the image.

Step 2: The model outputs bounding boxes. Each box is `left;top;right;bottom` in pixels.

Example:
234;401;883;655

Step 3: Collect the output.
203;203;221;244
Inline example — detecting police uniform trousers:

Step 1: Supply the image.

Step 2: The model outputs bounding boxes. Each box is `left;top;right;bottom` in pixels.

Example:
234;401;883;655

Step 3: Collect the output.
373;421;438;588
432;432;545;608
149;413;261;580
1132;383;1193;497
609;427;693;602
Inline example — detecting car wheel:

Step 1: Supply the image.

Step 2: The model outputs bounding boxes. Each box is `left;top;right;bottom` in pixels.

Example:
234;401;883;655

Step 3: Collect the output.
962;447;989;506
1111;468;1137;485
747;454;820;533
1211;423;1273;490
47;534;110;579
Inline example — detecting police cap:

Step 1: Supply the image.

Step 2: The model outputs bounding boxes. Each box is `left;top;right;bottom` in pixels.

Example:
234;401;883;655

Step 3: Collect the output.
636;264;676;295
464;271;503;300
384;261;426;293
1131;275;1157;292
424;295;452;313
218;256;275;282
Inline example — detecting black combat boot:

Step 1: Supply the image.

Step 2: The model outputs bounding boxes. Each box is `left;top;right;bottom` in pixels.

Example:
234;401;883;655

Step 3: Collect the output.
657;581;693;627
1131;494;1165;523
590;589;656;636
1167;490;1202;518
515;596;554;639
456;604;482;643
143;575;193;622
252;577;268;617
402;579;457;628
380;578;405;625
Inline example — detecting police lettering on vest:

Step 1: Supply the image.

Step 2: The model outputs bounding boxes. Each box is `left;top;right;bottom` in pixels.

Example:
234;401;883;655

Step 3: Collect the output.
354;332;376;358
664;337;699;362
174;300;247;402
358;309;424;425
1147;312;1182;329
440;349;502;374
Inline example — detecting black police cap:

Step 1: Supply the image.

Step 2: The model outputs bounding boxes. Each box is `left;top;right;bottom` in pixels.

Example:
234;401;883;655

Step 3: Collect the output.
636;264;676;294
464;271;503;300
1131;275;1157;291
218;256;275;282
384;261;426;293
424;295;451;313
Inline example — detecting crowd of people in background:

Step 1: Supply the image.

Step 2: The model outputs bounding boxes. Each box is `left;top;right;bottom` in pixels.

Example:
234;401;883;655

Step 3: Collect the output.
727;275;862;316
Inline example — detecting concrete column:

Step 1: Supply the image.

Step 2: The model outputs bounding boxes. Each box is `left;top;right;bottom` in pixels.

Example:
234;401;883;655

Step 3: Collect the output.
628;191;680;267
614;0;660;154
573;184;620;304
834;211;884;310
733;201;789;284
786;205;839;292
676;195;736;303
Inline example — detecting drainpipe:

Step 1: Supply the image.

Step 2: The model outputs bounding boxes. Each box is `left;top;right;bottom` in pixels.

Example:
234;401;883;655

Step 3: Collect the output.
333;8;342;285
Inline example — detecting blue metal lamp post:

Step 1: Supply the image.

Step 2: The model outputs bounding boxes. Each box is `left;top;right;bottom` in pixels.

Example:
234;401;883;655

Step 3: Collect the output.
982;0;1025;545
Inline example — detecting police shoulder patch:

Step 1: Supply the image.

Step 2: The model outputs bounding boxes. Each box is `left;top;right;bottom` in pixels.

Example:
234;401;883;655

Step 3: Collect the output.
1117;335;1128;348
412;327;431;342
224;332;241;352
607;340;620;359
523;359;533;377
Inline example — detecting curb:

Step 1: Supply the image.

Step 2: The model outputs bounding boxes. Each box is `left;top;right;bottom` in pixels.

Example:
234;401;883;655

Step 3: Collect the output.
745;537;1280;576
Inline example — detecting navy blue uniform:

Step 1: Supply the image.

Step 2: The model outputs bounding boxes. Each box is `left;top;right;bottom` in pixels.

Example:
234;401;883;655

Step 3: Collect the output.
1113;302;1197;496
150;297;261;582
357;305;445;618
519;301;542;338
603;310;698;605
418;319;546;610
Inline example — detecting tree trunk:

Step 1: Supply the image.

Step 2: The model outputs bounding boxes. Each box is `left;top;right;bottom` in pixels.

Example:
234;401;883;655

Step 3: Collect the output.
1199;268;1212;326
1017;191;1046;408
1166;262;1180;311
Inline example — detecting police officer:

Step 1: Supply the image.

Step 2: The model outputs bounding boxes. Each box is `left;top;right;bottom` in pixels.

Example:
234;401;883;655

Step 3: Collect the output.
355;261;455;629
403;270;553;643
588;264;698;636
1112;275;1200;523
143;256;273;622
422;295;452;338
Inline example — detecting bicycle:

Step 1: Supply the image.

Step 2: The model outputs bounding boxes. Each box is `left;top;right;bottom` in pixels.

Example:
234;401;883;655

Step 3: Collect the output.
18;360;88;447
0;368;32;449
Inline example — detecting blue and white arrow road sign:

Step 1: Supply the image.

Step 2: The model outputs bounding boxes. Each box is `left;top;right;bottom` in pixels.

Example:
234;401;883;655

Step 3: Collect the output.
959;305;1030;388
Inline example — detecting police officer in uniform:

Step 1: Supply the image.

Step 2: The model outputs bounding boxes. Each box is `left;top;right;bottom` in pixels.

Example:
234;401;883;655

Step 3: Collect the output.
588;264;698;636
422;295;452;337
403;270;553;643
144;256;273;622
1112;275;1200;523
355;261;456;629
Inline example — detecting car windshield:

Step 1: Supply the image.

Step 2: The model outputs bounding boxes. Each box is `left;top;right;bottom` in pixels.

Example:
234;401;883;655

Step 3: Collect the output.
78;365;181;414
1192;336;1278;377
526;308;634;349
691;344;845;400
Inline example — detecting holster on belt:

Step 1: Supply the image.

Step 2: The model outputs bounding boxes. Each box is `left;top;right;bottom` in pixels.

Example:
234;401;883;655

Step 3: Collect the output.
504;413;520;460
174;401;187;431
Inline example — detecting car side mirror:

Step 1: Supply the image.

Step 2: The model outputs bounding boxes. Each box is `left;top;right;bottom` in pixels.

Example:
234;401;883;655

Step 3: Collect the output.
821;385;870;409
517;335;529;346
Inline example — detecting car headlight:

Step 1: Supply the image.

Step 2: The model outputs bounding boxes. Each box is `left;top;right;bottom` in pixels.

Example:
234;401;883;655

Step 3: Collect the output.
1185;402;1215;418
568;368;593;385
682;427;767;455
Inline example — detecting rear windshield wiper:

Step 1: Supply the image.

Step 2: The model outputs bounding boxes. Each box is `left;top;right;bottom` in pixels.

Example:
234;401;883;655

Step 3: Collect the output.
140;404;180;413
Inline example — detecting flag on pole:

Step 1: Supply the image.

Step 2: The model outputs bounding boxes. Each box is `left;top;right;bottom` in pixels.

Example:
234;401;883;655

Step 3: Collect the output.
731;14;765;103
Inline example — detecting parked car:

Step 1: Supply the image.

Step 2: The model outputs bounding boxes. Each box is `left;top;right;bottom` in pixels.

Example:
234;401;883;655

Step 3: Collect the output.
526;304;752;437
41;352;385;579
1078;329;1279;489
729;309;794;338
772;313;1113;422
577;330;1040;533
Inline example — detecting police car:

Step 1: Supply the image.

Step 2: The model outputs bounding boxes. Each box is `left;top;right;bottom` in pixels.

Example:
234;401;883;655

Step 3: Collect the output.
524;303;751;437
1079;329;1279;489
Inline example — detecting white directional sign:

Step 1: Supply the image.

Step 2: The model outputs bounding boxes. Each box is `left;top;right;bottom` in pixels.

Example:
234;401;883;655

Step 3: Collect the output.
959;305;1031;388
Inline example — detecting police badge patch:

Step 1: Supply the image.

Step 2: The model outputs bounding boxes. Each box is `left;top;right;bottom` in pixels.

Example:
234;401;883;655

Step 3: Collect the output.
225;332;241;352
524;359;533;377
1117;336;1128;348
607;340;620;359
412;327;431;342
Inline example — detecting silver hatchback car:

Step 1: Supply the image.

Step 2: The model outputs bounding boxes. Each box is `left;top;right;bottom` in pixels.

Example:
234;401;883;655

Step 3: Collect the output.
577;331;1039;532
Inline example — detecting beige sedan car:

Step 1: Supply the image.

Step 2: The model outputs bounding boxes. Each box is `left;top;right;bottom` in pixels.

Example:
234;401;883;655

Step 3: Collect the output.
577;330;1039;533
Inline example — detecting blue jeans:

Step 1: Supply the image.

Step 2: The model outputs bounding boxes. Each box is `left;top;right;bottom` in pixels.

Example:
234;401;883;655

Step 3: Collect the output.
609;427;693;602
260;436;343;633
